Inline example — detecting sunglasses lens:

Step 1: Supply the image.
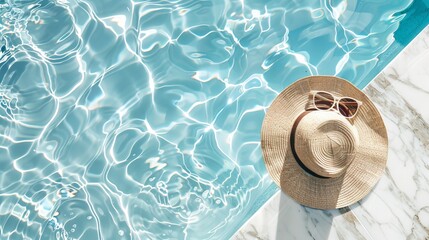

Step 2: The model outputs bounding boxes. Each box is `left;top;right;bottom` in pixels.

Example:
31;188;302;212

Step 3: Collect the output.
314;92;335;110
338;98;359;117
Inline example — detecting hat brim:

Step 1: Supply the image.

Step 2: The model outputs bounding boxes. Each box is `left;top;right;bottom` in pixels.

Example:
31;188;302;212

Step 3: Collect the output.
261;76;388;209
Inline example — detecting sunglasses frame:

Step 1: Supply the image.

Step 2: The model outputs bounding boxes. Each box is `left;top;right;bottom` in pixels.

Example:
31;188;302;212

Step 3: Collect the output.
310;90;363;118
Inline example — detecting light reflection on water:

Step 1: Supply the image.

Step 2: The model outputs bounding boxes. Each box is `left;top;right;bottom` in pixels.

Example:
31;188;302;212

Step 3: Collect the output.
0;0;427;239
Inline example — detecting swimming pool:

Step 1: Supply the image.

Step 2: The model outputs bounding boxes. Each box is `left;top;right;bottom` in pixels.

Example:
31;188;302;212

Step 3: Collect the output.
0;0;428;239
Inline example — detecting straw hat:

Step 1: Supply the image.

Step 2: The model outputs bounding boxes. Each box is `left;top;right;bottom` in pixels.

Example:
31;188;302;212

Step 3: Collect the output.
261;76;388;209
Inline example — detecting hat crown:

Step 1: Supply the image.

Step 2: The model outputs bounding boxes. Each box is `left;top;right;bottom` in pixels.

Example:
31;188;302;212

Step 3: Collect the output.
294;111;359;178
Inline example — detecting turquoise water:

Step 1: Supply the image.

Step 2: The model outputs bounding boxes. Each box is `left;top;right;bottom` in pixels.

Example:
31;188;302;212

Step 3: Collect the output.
0;0;428;239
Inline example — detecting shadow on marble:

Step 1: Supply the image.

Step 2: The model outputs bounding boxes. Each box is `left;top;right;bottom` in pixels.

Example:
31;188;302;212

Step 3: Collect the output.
234;190;371;240
275;192;333;239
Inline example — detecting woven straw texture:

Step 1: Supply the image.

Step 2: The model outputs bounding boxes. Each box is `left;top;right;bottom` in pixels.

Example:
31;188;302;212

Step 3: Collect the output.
261;76;388;209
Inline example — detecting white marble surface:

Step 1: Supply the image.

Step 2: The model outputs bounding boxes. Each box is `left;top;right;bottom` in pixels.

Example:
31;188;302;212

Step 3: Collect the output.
233;26;429;240
352;26;429;240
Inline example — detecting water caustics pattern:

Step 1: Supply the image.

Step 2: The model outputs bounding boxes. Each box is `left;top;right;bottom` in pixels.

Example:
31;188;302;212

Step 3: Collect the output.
0;0;424;239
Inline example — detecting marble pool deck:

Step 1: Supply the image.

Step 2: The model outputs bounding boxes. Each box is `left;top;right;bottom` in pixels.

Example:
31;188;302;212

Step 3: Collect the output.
233;25;429;240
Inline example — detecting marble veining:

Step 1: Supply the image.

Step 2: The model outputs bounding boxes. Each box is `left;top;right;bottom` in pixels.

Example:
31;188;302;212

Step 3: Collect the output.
233;26;429;240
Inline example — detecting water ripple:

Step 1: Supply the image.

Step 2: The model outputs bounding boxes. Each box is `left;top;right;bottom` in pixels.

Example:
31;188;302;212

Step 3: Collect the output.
0;0;423;239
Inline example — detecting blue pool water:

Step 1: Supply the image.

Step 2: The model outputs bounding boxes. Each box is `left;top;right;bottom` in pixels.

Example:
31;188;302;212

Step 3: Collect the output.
0;0;428;239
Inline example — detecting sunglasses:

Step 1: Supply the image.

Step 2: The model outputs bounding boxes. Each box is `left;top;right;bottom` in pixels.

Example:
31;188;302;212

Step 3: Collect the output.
310;91;362;118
